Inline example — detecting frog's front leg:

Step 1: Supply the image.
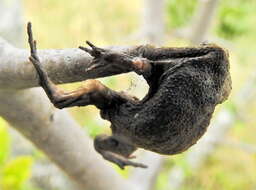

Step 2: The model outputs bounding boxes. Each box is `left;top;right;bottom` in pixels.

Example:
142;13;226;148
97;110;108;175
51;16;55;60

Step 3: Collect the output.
79;41;152;78
94;134;147;169
28;23;139;110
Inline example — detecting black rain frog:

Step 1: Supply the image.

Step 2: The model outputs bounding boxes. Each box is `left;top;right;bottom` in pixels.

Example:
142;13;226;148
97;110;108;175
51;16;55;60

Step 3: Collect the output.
27;23;231;169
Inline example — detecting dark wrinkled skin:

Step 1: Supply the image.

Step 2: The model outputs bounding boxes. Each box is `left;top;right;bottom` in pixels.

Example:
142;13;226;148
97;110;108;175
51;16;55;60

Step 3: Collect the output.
100;44;231;157
27;24;231;169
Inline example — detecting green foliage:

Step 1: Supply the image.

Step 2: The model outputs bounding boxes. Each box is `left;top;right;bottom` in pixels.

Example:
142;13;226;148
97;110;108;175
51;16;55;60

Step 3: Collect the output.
0;118;34;190
216;0;253;39
24;0;140;48
84;117;105;138
0;118;10;166
224;101;237;114
173;156;192;177
166;0;198;28
155;171;168;190
0;156;33;190
166;0;256;40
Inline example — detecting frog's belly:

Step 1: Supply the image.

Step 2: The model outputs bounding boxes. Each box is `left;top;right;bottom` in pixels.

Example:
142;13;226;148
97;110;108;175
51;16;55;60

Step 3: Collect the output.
133;112;213;155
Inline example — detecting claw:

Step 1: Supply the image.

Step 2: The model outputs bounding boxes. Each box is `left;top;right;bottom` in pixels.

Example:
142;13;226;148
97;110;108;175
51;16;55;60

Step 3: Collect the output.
86;40;97;49
85;62;104;72
79;41;105;58
128;155;137;159
79;41;111;71
86;41;106;52
117;159;148;170
101;151;148;169
27;22;40;62
79;46;93;55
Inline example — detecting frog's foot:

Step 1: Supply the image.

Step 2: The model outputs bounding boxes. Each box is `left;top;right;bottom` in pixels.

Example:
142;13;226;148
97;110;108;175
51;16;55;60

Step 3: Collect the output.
100;150;147;169
79;41;152;76
94;134;147;169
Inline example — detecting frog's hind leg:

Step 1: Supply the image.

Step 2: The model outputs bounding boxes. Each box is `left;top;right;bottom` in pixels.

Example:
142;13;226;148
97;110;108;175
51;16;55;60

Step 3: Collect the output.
94;134;147;169
27;23;139;110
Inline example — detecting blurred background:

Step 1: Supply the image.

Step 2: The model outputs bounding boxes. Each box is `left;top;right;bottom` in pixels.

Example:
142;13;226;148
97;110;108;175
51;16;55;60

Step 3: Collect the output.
0;0;256;189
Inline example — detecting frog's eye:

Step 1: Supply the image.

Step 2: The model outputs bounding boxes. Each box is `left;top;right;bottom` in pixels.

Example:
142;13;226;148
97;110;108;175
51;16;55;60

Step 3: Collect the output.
109;138;119;147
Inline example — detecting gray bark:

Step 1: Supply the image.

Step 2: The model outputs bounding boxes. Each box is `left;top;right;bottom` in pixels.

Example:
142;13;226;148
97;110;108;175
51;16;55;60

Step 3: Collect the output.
9;129;75;190
0;34;145;189
141;0;165;45
0;88;140;190
0;0;24;47
0;37;133;89
131;152;163;190
189;0;220;44
0;1;74;189
31;161;74;190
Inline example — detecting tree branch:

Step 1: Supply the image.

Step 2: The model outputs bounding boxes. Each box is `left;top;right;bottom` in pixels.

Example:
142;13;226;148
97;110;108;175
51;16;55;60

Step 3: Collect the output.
189;0;220;44
0;37;134;89
0;27;141;190
131;152;164;190
0;88;141;190
141;0;165;45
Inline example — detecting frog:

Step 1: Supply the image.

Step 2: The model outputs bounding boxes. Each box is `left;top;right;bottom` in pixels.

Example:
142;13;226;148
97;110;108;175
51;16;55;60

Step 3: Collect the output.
27;23;231;169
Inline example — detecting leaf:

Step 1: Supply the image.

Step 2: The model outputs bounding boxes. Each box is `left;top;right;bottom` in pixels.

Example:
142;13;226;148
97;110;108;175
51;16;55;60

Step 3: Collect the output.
1;156;34;190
